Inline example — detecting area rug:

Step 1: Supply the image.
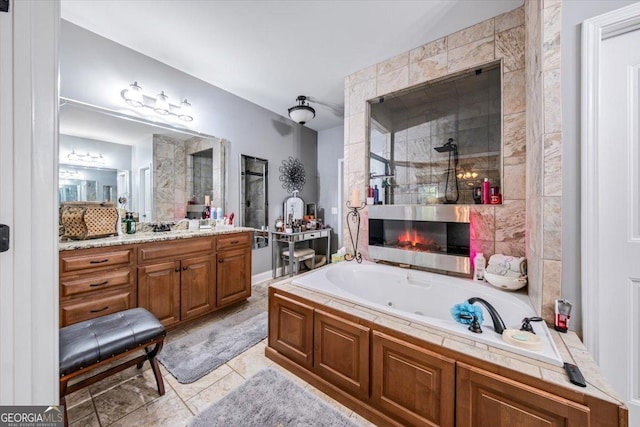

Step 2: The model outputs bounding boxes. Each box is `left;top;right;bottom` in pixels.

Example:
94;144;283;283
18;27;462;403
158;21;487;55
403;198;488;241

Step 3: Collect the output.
189;368;358;427
158;304;267;384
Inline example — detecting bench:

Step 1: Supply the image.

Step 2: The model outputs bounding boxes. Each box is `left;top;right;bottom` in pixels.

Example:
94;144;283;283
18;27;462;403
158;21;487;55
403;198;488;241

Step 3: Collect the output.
59;308;166;426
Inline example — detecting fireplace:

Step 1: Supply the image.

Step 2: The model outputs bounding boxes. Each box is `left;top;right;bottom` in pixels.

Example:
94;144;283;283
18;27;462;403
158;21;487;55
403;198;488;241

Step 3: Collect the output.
368;205;470;275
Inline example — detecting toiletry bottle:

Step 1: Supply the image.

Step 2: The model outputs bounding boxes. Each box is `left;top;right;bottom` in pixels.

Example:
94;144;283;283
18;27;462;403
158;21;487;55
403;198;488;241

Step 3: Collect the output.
217;207;223;220
473;252;486;280
374;185;379;204
482;178;490;204
490;186;502;204
368;186;374;198
211;207;217;220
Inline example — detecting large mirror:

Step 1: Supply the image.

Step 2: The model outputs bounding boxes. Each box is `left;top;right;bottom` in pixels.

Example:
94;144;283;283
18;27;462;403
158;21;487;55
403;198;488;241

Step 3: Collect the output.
59;99;228;222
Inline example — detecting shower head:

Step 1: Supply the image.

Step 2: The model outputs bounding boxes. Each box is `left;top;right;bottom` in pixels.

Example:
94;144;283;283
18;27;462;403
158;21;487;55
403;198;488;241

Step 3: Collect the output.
434;138;458;153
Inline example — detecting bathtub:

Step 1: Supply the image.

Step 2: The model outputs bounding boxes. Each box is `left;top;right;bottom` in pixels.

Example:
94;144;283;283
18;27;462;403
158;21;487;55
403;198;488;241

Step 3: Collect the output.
292;261;564;367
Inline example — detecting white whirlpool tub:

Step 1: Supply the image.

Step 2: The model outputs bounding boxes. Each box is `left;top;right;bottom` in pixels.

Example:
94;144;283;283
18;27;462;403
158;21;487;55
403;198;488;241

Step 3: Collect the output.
292;261;564;367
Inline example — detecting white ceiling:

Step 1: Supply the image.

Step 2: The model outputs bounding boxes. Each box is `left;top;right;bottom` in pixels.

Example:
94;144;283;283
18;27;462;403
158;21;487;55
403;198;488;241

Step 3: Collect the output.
60;0;523;132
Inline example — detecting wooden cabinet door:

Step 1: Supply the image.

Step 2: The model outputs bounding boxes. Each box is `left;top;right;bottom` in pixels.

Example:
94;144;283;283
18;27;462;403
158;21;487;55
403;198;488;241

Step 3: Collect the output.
314;309;370;400
372;331;455;427
181;255;216;320
456;363;590;427
216;247;251;307
138;260;181;327
269;293;314;368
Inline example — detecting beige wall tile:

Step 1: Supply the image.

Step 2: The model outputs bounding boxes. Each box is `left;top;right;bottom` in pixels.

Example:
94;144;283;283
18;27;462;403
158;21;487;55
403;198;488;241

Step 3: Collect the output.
527;253;542;315
542;1;561;70
347;142;366;174
495;241;526;257
503;112;526;166
495;6;524;33
347;64;376;88
503;69;526;114
348;112;366;144
471;239;495;260
543;68;562;133
542;196;562;260
376;66;409;96
448;19;494;50
543;132;562;196
469;205;495;240
503;163;526;200
348;78;376;116
495;200;526;242
496;26;525;72
542;259;562;322
447;37;495;73
527;196;542;256
410;37;447;63
409;52;448;85
377;52;409;75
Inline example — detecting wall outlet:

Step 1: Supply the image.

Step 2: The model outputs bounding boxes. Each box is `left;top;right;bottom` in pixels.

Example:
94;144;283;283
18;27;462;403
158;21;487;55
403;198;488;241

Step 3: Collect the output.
331;207;338;215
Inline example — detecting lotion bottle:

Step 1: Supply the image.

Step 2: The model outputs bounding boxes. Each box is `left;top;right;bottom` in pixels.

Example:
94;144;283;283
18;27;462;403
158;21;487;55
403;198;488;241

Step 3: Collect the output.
474;252;486;281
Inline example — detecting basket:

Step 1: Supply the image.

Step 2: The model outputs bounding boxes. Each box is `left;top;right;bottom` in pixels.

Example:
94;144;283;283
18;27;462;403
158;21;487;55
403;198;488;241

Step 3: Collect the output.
484;271;527;291
60;202;119;240
304;255;327;270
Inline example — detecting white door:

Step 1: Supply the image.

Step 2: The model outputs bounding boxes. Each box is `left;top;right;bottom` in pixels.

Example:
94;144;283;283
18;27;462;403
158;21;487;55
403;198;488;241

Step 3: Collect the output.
598;28;640;424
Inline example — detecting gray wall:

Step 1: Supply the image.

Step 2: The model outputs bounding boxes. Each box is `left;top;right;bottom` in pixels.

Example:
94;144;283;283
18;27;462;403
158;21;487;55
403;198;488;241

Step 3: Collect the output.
317;125;344;251
562;0;637;333
60;21;317;275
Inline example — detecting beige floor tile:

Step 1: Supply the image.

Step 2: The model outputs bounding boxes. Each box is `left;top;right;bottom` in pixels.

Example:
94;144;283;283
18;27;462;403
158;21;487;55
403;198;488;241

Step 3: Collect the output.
186;370;245;414
93;369;165;426
108;388;193;427
304;384;353;417
165;363;233;401
69;411;100;427
88;364;150;397
64;387;91;408
226;341;272;380
66;398;95;424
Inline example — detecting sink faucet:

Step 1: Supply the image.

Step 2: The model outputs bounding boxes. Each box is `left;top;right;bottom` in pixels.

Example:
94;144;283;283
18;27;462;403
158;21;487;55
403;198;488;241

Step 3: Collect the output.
467;297;507;335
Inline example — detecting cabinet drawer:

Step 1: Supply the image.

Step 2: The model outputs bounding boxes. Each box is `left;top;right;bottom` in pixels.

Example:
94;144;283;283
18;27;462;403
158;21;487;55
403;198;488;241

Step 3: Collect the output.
61;249;133;274
216;232;251;251
303;230;328;240
138;238;214;263
60;269;133;298
60;290;134;327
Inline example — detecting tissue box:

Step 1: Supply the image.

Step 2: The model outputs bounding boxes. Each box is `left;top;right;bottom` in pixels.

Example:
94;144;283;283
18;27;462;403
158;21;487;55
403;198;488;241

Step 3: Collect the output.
331;253;345;263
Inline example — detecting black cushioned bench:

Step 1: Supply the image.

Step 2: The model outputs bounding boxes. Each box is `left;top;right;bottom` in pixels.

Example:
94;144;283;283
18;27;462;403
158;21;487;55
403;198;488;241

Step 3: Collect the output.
59;308;166;426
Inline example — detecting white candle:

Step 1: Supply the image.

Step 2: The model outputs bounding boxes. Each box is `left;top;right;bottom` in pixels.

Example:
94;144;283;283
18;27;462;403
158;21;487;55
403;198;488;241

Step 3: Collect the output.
352;188;360;207
204;195;211;206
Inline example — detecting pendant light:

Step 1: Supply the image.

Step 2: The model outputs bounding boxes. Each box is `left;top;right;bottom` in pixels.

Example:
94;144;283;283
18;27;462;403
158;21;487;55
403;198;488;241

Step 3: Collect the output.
288;95;315;125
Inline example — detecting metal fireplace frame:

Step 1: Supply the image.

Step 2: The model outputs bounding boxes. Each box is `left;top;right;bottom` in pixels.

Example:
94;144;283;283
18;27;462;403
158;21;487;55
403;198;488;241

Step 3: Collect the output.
368;205;471;275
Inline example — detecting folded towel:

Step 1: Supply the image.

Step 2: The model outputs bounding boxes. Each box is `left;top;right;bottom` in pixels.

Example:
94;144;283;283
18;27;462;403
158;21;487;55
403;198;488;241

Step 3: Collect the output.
488;254;527;275
486;264;523;278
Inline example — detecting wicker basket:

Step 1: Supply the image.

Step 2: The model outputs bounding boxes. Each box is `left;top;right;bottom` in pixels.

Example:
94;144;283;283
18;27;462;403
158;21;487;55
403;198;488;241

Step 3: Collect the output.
484;271;527;291
60;202;119;240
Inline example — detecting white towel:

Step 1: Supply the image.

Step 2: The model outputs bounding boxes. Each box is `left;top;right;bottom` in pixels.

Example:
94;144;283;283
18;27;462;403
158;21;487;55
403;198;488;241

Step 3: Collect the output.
488;254;527;275
486;264;523;278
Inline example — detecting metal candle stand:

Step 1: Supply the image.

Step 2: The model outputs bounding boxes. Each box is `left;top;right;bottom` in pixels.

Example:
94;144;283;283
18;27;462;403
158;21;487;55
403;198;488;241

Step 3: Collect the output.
345;201;366;263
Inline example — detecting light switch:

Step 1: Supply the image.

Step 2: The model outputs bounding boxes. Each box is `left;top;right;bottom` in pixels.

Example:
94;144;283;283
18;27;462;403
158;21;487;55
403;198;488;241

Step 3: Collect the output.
331;207;338;215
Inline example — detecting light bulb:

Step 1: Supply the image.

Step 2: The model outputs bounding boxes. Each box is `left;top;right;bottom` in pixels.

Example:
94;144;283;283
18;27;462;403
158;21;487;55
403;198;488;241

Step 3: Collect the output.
154;91;170;115
124;82;144;107
179;99;193;121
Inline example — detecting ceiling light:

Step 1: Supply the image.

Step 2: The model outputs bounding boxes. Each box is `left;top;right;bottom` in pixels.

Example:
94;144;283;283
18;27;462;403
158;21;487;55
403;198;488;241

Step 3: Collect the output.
120;82;194;122
288;95;315;125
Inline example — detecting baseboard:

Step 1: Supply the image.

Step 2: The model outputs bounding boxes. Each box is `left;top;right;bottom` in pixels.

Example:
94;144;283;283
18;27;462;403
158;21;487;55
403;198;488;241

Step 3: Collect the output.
252;270;276;284
265;347;403;427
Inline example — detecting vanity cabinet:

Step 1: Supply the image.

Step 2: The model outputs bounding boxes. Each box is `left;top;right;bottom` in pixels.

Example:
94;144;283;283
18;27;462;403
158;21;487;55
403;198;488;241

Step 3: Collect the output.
372;331;455;427
314;310;370;401
456;363;590;427
59;246;136;327
138;237;216;327
268;293;314;369
216;234;252;307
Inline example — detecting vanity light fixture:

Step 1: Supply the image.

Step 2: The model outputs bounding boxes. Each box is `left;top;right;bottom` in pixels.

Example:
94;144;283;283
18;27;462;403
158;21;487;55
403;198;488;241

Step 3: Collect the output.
288;95;315;125
59;169;80;179
121;81;194;122
67;150;105;165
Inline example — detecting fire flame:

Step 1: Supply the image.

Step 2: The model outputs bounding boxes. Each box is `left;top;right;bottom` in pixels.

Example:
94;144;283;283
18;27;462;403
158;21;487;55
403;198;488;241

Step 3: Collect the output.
397;230;431;247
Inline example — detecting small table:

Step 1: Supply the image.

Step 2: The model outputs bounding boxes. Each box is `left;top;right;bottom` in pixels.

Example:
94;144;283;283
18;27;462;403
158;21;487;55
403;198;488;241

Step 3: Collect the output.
271;228;331;278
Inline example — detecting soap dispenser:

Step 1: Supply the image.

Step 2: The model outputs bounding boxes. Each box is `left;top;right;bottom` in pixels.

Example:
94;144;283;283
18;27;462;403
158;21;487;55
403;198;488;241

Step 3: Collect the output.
473;253;486;281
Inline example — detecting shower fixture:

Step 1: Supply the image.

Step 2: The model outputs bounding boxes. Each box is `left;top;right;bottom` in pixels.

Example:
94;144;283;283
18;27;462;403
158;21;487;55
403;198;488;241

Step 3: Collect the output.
434;138;459;203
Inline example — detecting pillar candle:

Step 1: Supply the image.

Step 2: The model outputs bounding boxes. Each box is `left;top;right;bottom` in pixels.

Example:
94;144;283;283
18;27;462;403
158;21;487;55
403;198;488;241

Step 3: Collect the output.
204;195;211;206
352;188;360;207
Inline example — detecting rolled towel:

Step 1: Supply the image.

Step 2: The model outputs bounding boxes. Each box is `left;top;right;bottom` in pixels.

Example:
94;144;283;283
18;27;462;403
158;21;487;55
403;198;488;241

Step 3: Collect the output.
450;301;484;325
486;264;523;278
488;254;527;275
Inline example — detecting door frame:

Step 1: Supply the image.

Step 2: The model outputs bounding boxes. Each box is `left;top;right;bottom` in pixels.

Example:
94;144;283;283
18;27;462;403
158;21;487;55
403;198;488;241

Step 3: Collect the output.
581;2;640;362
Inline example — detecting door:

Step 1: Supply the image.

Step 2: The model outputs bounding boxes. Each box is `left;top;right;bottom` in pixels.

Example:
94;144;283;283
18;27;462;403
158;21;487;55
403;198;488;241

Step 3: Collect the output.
180;255;216;320
597;28;640;424
138;261;181;327
216;247;251;307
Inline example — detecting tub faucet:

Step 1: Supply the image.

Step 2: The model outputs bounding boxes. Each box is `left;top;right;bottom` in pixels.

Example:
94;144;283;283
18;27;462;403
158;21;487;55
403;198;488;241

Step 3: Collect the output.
467;297;507;335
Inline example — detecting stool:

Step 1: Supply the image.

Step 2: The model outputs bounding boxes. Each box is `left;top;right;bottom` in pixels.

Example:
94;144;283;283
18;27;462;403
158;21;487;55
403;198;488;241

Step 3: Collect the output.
282;247;316;277
59;308;166;426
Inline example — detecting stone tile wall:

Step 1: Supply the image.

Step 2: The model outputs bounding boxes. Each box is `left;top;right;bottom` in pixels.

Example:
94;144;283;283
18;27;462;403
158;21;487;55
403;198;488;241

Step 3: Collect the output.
344;6;526;266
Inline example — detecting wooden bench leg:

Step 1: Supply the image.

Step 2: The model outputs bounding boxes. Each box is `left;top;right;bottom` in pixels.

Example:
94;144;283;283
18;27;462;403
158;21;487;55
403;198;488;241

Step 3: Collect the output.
60;380;69;427
145;341;165;396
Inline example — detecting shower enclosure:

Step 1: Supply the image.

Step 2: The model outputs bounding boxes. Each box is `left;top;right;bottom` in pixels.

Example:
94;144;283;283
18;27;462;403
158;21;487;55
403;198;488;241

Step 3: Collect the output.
369;62;502;205
241;155;268;247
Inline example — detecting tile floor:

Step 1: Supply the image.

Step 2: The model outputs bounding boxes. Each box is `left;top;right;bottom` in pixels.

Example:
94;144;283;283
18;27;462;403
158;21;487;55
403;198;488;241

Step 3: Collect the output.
66;279;375;427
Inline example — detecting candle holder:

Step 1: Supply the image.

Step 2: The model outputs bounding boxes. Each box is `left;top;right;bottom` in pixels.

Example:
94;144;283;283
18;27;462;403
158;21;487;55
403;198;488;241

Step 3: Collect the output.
345;200;366;263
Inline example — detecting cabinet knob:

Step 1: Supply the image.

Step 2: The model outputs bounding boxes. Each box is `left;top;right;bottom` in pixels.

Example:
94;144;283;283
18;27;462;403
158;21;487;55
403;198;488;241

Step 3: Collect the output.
218;258;224;263
183;266;188;270
175;268;180;272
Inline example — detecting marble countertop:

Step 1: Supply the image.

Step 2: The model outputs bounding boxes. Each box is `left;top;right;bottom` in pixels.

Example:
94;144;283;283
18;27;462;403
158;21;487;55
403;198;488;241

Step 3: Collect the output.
59;226;256;251
270;276;624;406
